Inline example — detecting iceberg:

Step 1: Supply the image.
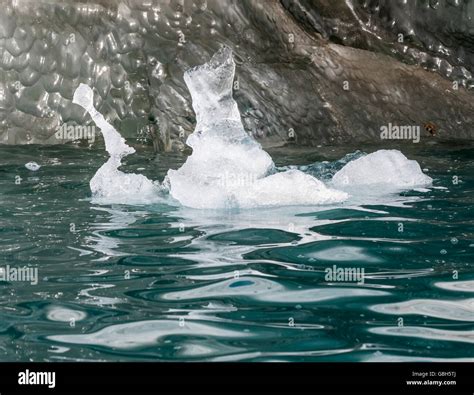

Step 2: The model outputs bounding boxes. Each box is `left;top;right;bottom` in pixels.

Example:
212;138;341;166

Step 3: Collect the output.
73;84;160;204
332;149;432;189
166;47;348;209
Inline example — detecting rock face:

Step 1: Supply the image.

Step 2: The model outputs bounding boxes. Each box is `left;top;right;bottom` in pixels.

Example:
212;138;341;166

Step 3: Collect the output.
0;0;473;149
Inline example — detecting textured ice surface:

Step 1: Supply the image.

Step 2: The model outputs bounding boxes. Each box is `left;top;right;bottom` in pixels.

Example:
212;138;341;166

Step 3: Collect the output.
73;83;160;204
332;150;432;189
166;48;348;209
1;0;473;147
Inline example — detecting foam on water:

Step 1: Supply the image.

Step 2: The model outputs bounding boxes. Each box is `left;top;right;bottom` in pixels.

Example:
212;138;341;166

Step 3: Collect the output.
331;149;433;190
73;84;160;204
165;47;347;209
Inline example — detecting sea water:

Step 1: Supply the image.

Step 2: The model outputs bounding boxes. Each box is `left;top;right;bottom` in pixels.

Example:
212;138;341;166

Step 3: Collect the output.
0;141;472;361
0;48;472;361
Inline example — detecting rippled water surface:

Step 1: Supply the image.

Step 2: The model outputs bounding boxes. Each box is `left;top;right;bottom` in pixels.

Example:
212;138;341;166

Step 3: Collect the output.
1;142;473;361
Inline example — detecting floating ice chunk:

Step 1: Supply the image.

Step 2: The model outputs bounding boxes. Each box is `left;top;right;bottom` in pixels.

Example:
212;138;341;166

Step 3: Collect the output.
73;84;134;159
184;46;244;133
332;149;432;189
169;167;347;209
166;47;347;209
89;159;161;205
166;119;276;209
25;161;41;171
73;83;160;204
236;170;349;208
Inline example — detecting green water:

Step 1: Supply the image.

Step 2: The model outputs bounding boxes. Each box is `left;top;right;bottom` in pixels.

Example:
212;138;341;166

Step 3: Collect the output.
0;142;473;361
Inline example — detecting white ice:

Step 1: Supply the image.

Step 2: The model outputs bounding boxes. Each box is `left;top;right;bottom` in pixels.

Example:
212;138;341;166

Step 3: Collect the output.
165;47;348;209
73;83;160;204
76;48;433;209
25;161;41;171
331;149;433;190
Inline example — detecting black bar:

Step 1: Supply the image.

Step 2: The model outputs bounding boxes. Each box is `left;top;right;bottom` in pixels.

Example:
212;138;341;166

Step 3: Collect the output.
0;362;471;394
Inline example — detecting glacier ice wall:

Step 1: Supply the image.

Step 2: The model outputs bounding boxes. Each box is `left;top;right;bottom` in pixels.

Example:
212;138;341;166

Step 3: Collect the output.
0;0;473;149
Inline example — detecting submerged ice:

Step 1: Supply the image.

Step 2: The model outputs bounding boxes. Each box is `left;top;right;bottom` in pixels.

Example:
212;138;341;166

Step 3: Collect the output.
74;47;432;209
